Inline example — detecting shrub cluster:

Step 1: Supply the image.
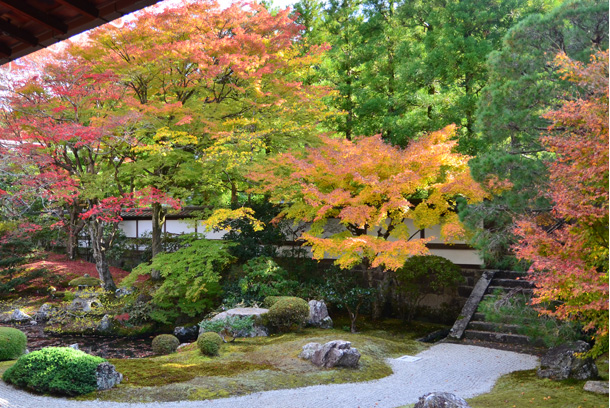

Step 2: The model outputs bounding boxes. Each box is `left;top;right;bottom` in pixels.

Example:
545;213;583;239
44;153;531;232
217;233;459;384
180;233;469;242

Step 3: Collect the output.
197;332;223;356
0;327;27;361
152;334;180;355
263;296;309;333
2;347;105;396
198;315;254;342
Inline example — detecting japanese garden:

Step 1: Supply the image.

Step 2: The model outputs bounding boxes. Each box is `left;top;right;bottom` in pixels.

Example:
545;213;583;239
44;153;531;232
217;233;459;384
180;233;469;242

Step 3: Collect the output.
0;0;607;407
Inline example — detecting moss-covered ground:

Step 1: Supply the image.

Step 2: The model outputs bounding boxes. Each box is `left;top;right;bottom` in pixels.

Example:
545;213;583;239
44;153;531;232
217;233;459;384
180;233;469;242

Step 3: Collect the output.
76;319;439;402
399;353;609;408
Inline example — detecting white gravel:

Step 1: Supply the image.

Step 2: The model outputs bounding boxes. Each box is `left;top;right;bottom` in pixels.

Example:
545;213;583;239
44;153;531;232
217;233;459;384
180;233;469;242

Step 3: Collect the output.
0;343;539;408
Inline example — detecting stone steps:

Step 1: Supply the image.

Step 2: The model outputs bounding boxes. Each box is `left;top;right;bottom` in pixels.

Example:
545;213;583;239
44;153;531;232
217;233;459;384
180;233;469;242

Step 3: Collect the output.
453;269;539;348
463;329;531;345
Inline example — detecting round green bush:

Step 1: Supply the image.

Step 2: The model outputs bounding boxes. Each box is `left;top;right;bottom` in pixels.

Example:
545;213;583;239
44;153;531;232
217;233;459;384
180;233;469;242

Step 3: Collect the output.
0;327;27;361
197;332;223;356
151;334;180;355
2;347;105;396
68;276;101;287
263;296;309;333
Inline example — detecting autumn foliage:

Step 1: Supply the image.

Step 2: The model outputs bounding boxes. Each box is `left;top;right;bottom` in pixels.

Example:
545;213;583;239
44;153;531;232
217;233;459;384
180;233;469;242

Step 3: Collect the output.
249;125;487;271
514;50;609;356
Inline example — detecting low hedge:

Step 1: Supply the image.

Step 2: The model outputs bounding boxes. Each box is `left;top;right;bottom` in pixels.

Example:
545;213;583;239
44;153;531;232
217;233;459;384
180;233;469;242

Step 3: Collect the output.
0;327;27;361
263;296;309;333
2;347;105;396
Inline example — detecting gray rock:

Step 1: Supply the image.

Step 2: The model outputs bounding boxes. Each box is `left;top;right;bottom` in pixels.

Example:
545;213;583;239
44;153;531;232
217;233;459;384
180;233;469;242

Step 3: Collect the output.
584;381;609;394
115;287;134;297
299;342;322;360
96;362;123;390
69;297;103;313
69;343;79;350
414;392;471;408
96;314;112;333
538;341;598;380
35;303;53;322
311;340;361;368
10;309;32;322
174;325;199;342
307;300;333;328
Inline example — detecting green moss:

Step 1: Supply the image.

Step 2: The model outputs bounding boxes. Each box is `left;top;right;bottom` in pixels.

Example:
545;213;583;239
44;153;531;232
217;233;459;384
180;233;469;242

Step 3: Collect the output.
78;325;430;403
467;369;609;408
68;276;101;287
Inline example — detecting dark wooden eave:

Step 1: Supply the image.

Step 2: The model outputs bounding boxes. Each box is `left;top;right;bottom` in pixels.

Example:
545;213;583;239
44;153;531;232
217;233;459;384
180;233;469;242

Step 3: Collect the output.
0;0;162;65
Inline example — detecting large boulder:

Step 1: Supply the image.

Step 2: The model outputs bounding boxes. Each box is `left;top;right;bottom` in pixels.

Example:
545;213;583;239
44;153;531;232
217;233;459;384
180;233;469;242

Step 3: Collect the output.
96;314;112;334
538;341;598;380
414;392;471;408
10;309;32;323
307;300;333;329
174;325;199;342
299;342;322;360
69;296;103;313
96;362;123;390
305;340;361;368
203;307;269;338
34;303;53;322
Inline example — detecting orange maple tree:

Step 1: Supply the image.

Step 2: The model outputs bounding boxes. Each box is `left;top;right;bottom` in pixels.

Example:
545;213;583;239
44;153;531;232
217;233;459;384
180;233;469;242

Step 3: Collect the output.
514;50;609;356
249;124;487;272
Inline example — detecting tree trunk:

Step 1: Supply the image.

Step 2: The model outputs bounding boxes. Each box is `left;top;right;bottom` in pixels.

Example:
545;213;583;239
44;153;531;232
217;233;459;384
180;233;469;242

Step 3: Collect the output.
150;202;166;281
87;219;117;292
66;204;85;260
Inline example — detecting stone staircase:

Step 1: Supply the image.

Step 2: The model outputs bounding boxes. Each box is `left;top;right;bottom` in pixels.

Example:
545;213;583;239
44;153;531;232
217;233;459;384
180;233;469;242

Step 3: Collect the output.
449;270;539;350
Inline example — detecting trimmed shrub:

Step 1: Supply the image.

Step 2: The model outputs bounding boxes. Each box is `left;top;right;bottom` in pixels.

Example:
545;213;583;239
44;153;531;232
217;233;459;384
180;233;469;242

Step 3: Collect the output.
151;334;180;355
394;255;464;322
197;332;223;356
68;276;101;287
0;327;27;361
2;347;105;396
263;296;309;333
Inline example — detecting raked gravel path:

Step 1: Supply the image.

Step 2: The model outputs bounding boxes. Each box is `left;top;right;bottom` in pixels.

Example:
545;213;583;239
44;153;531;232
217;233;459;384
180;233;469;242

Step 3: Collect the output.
0;343;539;408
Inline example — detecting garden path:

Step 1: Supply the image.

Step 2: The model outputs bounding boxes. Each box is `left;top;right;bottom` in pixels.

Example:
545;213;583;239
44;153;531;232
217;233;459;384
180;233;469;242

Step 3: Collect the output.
0;343;539;408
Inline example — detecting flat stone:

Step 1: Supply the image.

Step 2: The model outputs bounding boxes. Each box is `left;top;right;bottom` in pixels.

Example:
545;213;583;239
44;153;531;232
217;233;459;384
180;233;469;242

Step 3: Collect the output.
584;381;609;394
449;270;495;340
414;392;471;408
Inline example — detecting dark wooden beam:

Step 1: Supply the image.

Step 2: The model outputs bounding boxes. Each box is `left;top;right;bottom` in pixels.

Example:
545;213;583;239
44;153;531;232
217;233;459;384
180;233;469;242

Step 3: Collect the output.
55;0;100;19
0;0;68;34
0;42;11;57
0;18;38;46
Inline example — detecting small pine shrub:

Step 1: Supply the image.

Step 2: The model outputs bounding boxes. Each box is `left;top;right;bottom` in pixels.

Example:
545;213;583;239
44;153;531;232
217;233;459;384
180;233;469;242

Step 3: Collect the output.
68;276;101;287
0;327;27;361
197;332;223;356
263;296;309;333
198;315;254;342
151;334;180;355
2;347;105;396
